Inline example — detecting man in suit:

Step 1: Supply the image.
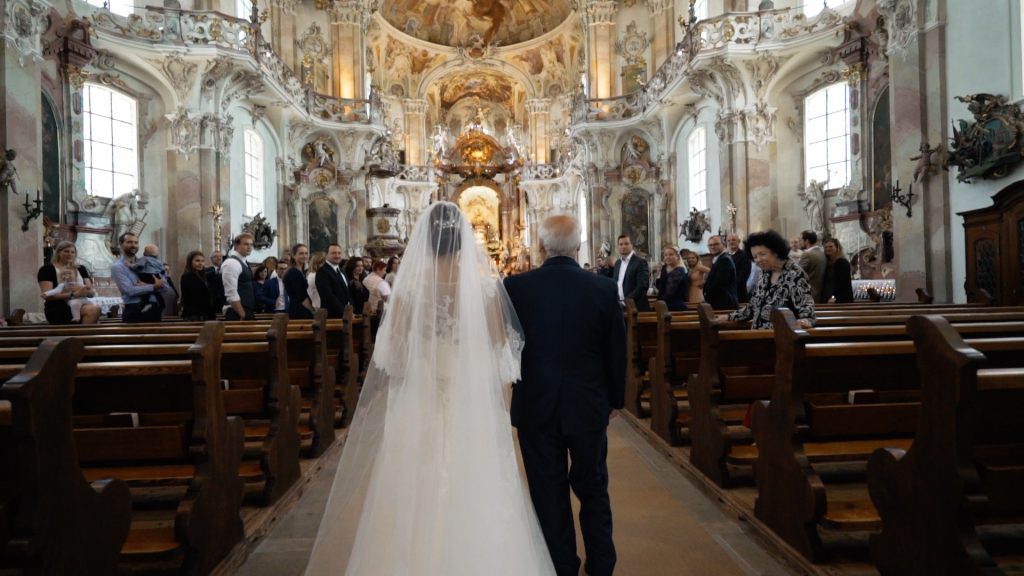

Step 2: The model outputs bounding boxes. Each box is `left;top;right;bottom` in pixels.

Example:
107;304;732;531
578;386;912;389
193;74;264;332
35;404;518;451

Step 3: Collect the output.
726;233;753;303
316;243;350;318
612;234;650;311
798;229;827;303
504;215;626;576
703;235;738;310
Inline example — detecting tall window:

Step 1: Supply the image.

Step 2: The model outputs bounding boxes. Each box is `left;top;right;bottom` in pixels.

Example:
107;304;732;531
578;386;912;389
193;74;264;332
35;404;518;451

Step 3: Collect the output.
804;82;850;190
687;127;708;212
83;84;138;199
694;0;708;20
236;0;253;19
243;130;264;217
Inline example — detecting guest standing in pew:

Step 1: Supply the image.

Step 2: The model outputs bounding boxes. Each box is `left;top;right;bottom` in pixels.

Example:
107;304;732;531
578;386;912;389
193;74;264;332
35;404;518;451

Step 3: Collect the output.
822;238;854;304
724;229;816;329
364;259;392;312
655;245;689;311
284;243;315;319
252;265;272;313
613;234;650;311
303;203;557;575
703;235;738;310
112;232;168;323
143;244;179;317
221;232;256;320
727;233;754;304
384;255;400;286
798;229;827;303
180;250;217;321
505;214;626;576
38;240;101;324
206;249;226;312
316;243;350;319
344;257;369;313
682;249;708;304
306;251;325;309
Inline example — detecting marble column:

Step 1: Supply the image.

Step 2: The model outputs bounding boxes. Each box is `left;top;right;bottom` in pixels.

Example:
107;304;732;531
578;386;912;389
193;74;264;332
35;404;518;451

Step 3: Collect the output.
585;1;618;99
716;105;778;238
269;1;296;72
403;98;429;166
0;0;50;312
526;98;551;164
331;1;366;99
648;0;674;71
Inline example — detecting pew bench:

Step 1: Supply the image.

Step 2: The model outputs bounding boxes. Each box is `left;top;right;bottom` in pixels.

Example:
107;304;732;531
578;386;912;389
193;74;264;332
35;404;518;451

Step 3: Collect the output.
868;315;1024;576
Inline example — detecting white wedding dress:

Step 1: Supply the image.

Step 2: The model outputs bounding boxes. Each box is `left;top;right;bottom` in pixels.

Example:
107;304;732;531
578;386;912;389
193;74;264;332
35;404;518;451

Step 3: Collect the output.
304;203;555;576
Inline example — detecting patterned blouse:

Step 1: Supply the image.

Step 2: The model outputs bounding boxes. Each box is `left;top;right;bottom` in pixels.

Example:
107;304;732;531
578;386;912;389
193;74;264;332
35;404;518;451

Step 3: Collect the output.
728;259;816;329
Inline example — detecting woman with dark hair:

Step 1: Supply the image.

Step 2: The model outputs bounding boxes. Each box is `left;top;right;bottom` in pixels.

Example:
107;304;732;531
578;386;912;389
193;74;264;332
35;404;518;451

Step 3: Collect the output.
284;243;315;319
180;250;217;320
655;245;689;311
344;257;370;313
253;264;274;313
725;230;815;329
823;237;854;304
385;255;401;286
37;241;100;324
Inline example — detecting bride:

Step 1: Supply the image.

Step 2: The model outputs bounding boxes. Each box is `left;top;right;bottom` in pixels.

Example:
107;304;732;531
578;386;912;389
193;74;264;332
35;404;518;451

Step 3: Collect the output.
304;202;556;575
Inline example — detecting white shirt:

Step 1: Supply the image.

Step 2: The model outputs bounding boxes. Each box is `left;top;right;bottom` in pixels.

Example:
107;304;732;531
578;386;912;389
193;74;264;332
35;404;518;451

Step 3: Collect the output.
329;263;347;285
275;276;287;311
616;252;634;301
306;271;320;309
365;273;391;312
220;252;245;312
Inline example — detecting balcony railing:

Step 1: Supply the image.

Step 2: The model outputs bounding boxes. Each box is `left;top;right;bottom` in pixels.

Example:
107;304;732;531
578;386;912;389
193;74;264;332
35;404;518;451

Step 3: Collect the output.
89;6;378;126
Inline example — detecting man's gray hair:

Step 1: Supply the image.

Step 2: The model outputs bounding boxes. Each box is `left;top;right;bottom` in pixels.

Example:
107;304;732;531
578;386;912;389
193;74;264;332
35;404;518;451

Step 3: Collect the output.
539;215;582;257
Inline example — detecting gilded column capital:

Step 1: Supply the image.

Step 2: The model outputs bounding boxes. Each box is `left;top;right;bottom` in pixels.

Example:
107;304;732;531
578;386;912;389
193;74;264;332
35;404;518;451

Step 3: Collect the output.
329;0;369;27
525;98;552;115
585;1;618;26
402;98;430;115
647;0;672;15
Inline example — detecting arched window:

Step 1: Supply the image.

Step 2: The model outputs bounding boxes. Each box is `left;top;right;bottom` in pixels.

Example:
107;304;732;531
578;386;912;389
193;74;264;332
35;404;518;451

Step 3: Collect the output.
243;130;264;218
804;82;851;189
236;0;253;19
694;0;708;20
82;83;138;199
687;127;707;212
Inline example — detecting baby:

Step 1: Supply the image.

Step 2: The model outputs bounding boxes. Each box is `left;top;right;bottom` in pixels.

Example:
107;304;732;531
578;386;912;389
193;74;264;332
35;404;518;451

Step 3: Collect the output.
132;255;166;314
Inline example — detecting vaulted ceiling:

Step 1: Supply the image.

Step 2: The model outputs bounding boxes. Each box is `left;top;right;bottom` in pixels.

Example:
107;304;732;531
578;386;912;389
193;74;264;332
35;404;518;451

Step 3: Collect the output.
378;0;573;47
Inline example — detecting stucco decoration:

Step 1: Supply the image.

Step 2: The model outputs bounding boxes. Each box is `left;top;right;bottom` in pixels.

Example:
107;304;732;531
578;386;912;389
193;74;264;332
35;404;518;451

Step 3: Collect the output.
877;0;917;59
2;0;50;66
379;0;572;47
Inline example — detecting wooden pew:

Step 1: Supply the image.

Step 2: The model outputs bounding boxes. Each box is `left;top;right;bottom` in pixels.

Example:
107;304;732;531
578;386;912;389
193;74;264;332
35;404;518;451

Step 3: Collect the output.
750;309;1024;562
646;302;700;444
0;337;132;575
868;315;1024;575
0;323;245;573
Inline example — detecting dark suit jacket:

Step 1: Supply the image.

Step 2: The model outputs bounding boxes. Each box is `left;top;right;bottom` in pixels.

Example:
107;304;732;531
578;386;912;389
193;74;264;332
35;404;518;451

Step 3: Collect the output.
179;271;215;320
730;249;752;303
316;264;351;318
703;253;738;310
612;254;651;311
257;277;282;312
504;256;627;434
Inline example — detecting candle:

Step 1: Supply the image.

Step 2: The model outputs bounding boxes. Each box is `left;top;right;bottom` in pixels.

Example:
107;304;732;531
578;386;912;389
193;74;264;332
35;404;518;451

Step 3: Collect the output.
35;189;40;201
23;193;30;210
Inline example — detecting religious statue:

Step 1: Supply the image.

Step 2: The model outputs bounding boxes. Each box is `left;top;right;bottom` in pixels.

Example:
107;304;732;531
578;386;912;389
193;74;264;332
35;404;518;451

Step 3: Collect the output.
315;140;330;167
910;141;943;182
431;124;449;160
679;207;711;243
242;212;276;250
798;180;826;234
108;190;142;246
0;149;18;196
210;202;225;250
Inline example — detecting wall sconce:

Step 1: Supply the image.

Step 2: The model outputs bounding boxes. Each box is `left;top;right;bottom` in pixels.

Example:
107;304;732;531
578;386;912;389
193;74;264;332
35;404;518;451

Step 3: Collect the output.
890;180;915;218
21;189;43;231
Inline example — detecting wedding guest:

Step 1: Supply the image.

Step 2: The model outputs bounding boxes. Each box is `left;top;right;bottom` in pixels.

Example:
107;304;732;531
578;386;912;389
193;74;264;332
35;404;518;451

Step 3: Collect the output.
727;233;753;303
682;250;708;304
38;241;100;324
344;257;369;313
307;251;325;309
823;237;855;304
726;230;815;329
360;256;373;281
613;234;650;311
364;259;392;312
284;243;315;319
180;250;216;321
253;264;273;313
207;249;226;311
221;233;256;320
703;235;738;310
798;230;826;303
655;245;689;311
112;232;167;323
385;255;401;286
263;256;279;278
316;243;350;318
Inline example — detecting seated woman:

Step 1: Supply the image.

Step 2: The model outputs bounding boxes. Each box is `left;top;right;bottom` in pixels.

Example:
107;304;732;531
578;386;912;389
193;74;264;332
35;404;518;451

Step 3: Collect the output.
822;237;854;304
655;245;689;311
37;241;100;324
180;250;217;321
724;230;815;329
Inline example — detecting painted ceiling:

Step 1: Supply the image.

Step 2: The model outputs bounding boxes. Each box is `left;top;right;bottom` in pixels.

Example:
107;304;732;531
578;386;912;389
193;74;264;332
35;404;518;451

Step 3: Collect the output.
378;0;573;48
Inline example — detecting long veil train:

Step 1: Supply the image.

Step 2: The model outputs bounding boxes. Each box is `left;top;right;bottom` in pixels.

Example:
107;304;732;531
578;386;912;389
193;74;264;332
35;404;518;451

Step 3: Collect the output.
304;202;555;575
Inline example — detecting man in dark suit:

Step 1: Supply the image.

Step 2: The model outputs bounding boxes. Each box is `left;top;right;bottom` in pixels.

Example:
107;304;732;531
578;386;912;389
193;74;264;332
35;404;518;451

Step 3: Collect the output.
703;235;738;310
504;215;626;576
316;243;350;318
612;234;650;311
727;233;753;303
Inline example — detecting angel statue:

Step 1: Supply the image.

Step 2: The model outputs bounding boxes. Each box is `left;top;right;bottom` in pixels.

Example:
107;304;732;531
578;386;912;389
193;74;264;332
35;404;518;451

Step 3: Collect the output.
798;180;826;234
910;141;943;182
0;149;18;196
679;207;710;243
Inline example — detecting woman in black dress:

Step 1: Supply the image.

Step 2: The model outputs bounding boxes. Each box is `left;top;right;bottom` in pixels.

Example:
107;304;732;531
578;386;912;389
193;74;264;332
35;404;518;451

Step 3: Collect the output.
180;250;217;320
344;257;369;313
284;243;315;319
823;238;854;303
655;245;689;311
37;241;100;324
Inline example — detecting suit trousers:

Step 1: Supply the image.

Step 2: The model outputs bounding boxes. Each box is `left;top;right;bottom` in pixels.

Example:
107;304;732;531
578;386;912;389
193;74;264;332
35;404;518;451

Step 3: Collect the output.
518;425;616;576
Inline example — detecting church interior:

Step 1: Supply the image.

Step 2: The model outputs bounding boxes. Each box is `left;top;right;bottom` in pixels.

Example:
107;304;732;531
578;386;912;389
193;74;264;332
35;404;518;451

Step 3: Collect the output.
3;0;1024;574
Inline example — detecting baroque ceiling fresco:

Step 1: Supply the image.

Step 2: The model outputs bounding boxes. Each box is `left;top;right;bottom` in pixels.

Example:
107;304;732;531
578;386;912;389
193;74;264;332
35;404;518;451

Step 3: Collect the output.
378;0;573;47
437;70;518;109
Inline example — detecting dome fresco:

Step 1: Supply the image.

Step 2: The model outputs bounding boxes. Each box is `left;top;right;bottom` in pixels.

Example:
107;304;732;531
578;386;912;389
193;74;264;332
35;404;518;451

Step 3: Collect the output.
379;0;573;48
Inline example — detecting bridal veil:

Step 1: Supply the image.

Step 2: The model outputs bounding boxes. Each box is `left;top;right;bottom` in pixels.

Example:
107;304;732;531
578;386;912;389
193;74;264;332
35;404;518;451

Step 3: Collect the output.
304;202;554;575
